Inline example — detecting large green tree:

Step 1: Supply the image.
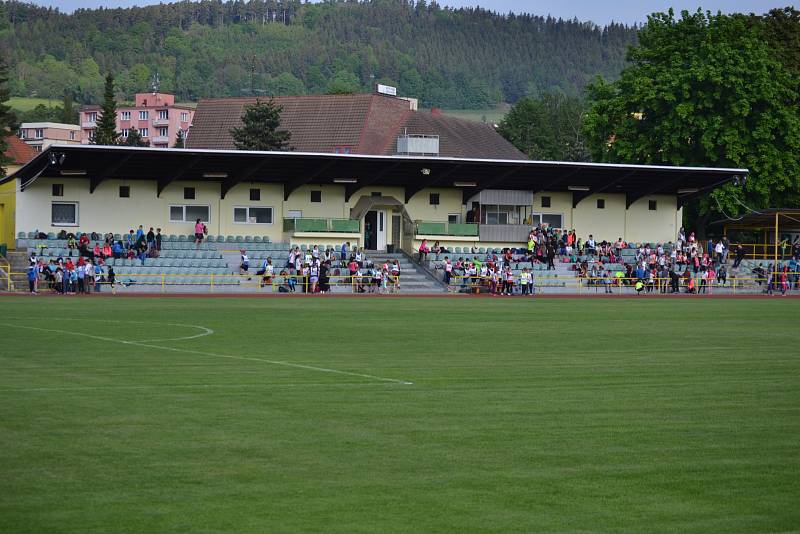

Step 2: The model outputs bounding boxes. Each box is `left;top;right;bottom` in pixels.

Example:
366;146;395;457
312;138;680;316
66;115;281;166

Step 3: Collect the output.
229;98;291;151
499;93;589;161
93;73;120;145
583;9;800;228
0;58;15;178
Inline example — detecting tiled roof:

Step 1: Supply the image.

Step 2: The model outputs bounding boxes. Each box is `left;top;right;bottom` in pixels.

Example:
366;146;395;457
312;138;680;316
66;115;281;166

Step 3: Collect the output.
187;93;526;160
391;112;526;160
4;135;37;165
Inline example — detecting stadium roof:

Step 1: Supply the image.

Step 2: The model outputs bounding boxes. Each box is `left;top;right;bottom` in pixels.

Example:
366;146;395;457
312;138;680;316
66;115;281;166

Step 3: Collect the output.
5;144;748;206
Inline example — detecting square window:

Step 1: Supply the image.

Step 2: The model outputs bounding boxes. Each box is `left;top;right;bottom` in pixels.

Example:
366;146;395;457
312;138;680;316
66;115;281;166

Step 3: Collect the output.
52;184;64;197
429;193;440;205
648;200;657;211
233;207;247;223
119;185;130;198
249;188;260;201
596;199;605;209
310;190;322;203
185;205;209;222
541;196;551;208
184;187;195;200
448;214;459;223
169;206;184;221
51;202;77;225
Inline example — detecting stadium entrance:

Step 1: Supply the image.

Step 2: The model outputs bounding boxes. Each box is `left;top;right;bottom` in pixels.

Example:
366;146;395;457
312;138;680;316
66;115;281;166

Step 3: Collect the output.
363;210;387;250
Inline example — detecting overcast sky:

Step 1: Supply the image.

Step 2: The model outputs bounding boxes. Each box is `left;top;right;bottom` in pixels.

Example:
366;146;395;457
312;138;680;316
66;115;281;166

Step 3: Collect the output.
26;0;786;25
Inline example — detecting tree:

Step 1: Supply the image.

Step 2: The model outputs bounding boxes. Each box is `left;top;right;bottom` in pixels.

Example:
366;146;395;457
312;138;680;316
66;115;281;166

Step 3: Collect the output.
583;9;800;230
61;91;77;124
173;128;185;148
499;93;589;161
93;73;120;145
123;127;148;147
326;70;361;95
0;58;15;178
229;98;291;151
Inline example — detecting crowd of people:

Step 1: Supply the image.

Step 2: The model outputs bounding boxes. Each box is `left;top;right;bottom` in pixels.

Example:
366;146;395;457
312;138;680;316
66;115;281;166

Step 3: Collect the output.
238;242;402;294
26;225;164;294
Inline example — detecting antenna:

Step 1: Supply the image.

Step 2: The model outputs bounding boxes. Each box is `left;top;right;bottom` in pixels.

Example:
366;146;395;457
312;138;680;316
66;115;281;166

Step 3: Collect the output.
151;72;160;95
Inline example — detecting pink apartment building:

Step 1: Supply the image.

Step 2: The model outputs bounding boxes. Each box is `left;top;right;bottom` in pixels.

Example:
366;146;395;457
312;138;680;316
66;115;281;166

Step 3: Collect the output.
79;92;195;148
19;122;82;152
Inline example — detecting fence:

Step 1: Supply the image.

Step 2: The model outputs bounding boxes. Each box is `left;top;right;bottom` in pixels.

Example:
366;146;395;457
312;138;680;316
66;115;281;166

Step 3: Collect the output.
11;272;403;295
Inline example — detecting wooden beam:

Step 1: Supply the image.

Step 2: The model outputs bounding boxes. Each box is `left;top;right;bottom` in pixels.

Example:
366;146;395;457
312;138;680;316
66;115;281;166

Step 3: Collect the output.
344;162;402;202
220;158;271;199
283;160;337;201
90;154;134;193
404;164;463;203
157;156;201;197
572;170;638;208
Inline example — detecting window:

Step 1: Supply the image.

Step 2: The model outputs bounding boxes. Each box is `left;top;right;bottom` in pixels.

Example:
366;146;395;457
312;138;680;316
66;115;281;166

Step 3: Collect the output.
429;193;440;205
87;130;96;142
448;213;460;224
69;131;75;141
87;112;97;123
121;128;130;138
180;112;189;122
310;190;322;203
333;146;352;154
139;110;149;120
233;206;273;224
140;128;149;138
648;200;657;211
19;130;26;139
249;188;260;201
541;196;551;208
35;129;44;139
52;202;78;226
52;184;64;197
530;213;564;229
169;205;210;223
158;109;168;120
121;111;131;121
480;204;530;225
184;187;195;200
596;199;605;209
119;185;130;198
158;127;168;137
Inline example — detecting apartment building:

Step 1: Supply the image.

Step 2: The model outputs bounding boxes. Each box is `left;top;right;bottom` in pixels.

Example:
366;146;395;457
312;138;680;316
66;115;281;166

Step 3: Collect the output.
19;122;82;152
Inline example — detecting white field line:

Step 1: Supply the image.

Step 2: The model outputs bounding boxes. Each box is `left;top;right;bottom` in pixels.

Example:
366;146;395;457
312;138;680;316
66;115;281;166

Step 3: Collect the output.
0;322;413;386
0;382;401;393
5;317;214;342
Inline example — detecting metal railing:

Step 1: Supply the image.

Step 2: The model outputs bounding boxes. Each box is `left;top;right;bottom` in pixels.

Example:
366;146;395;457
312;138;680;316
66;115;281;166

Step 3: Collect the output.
415;221;479;237
283;218;360;233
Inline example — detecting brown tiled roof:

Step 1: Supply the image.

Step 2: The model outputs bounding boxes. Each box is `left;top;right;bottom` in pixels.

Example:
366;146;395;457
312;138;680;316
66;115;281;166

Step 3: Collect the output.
391;112;526;160
187;93;525;160
4;135;37;165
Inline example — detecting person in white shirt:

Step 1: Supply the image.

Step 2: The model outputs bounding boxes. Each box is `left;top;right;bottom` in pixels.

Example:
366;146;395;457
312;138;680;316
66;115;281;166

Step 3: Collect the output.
240;250;250;276
443;257;453;285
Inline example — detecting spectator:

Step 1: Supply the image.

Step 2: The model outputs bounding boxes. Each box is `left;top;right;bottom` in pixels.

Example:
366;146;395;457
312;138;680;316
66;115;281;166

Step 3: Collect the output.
194;218;204;246
155;228;162;252
240;250;250;277
418;239;429;264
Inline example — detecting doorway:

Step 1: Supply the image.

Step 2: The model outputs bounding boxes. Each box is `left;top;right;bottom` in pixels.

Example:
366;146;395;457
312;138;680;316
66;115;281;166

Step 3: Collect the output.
364;210;387;251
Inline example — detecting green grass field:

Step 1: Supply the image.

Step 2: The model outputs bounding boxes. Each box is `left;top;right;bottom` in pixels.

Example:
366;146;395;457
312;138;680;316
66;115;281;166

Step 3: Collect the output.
1;297;798;532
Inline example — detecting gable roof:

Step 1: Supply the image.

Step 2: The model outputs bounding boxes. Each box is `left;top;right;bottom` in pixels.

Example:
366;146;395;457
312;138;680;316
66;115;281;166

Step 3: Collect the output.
4;135;37;165
186;93;526;160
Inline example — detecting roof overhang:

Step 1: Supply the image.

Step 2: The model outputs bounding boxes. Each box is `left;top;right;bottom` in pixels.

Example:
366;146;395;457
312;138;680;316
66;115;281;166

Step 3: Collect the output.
4;144;748;205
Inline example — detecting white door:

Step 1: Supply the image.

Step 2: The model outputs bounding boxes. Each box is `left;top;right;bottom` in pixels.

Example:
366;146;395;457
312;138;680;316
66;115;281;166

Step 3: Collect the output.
377;210;387;251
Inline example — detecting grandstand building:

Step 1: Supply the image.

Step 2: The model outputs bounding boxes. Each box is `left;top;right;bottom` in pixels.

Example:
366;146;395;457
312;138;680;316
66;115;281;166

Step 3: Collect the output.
3;142;745;252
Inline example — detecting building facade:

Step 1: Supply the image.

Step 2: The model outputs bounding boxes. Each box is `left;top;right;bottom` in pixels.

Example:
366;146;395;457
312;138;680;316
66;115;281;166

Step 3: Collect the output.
79;93;194;148
19;122;82;152
0;137;37;246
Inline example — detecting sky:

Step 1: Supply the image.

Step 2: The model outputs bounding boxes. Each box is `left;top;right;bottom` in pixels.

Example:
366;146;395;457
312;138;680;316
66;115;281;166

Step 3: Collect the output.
26;0;786;26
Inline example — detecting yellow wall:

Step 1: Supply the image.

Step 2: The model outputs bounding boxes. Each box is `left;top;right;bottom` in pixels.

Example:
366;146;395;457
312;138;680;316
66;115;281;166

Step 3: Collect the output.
0;170;21;248
13;178;682;247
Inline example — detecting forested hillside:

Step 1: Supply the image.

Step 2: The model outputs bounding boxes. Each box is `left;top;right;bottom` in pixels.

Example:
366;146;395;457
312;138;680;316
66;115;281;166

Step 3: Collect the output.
0;0;637;108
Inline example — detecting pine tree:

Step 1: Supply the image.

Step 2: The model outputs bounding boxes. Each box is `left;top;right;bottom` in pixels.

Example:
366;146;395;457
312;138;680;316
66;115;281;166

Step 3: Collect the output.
0;58;15;178
93;73;120;145
61;91;76;125
229;98;291;151
123;127;148;147
173;128;185;148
